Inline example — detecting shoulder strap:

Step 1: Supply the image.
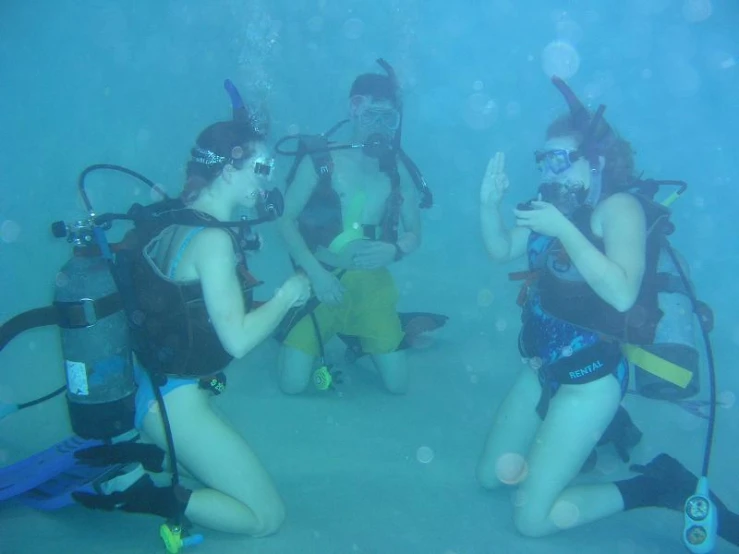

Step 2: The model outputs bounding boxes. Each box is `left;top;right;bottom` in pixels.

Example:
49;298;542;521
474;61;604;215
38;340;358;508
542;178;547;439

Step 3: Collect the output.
378;153;404;242
285;135;334;190
397;148;432;209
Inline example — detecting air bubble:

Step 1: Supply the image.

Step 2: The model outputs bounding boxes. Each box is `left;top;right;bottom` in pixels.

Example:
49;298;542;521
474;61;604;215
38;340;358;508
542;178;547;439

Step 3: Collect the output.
1;220;21;243
307;16;323;33
477;288;494;307
719;390;735;409
495;452;528;484
416;446;435;464
463;93;498;130
541;40;580;80
551;499;580;529
505;101;521;119
664;61;701;98
343;18;364;40
682;0;712;23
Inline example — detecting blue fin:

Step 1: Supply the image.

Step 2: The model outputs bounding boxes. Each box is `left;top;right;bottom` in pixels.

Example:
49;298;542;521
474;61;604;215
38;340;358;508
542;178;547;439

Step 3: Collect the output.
18;461;132;511
0;436;103;502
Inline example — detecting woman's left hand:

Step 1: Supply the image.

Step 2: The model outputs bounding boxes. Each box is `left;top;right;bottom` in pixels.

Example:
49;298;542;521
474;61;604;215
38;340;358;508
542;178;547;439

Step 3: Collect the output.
513;201;571;238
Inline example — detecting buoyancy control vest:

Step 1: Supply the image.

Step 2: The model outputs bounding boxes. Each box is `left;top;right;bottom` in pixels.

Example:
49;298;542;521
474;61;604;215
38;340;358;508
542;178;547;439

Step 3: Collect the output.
516;184;713;400
117;200;262;379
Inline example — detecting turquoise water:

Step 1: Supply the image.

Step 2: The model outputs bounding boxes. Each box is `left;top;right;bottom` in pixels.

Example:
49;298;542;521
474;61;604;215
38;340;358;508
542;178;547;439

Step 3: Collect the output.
1;1;737;552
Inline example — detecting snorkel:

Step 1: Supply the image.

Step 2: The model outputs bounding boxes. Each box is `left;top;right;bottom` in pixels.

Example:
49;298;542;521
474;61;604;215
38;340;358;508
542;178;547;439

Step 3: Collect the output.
539;77;616;215
223;79;283;222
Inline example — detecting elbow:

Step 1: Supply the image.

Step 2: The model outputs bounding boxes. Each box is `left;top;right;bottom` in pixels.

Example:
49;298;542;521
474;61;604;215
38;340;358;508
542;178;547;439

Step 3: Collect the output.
484;244;511;264
222;337;251;360
225;343;247;360
610;272;644;313
611;291;638;313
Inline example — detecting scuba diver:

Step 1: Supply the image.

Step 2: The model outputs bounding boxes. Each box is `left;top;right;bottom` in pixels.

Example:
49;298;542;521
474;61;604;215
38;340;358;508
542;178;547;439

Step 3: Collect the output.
272;58;444;395
475;75;738;550
0;82;310;549
0;74;446;551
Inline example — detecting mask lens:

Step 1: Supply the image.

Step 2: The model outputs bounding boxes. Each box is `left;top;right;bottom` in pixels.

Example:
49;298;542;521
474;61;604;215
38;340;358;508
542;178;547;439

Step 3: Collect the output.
359;107;400;130
535;149;575;175
379;109;400;130
253;158;274;178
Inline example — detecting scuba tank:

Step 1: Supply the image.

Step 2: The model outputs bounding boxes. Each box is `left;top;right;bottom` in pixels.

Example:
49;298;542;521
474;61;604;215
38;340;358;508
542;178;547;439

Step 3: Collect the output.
633;246;701;401
52;223;136;440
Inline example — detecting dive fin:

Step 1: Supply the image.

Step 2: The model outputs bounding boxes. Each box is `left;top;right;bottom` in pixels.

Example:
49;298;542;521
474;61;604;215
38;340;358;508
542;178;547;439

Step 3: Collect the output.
17;460;135;511
0;436;103;502
1;436;160;511
398;312;449;337
339;311;448;362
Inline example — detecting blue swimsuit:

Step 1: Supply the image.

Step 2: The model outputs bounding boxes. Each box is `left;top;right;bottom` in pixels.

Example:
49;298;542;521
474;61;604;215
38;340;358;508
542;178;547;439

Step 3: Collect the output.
521;232;629;418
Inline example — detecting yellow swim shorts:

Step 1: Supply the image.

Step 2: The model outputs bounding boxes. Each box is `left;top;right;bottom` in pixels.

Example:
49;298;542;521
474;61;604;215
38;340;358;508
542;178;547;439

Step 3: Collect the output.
282;268;404;357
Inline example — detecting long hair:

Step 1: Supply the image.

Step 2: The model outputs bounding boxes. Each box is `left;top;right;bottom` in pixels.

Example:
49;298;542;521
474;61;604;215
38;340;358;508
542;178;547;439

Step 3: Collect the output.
182;120;266;204
546;114;636;195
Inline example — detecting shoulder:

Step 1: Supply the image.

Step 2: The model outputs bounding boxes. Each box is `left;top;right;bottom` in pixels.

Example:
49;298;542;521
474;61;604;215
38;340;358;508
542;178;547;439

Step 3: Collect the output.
191;227;237;262
594;192;645;226
590;192;647;243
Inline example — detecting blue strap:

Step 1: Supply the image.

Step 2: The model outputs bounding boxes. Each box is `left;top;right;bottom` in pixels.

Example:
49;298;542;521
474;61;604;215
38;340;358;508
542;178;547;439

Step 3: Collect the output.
168;227;205;278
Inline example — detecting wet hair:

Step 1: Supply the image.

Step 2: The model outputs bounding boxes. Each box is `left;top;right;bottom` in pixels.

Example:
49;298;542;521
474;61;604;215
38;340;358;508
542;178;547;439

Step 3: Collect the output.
182;120;266;204
546;113;635;194
349;73;400;108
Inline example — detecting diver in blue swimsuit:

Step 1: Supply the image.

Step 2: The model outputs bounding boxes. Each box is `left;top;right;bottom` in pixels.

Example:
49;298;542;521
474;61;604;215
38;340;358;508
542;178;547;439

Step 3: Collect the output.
474;77;739;546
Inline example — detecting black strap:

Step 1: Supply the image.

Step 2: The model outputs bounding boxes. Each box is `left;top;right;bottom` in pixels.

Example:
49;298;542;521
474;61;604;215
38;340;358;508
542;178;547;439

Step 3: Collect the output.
0;292;122;352
536;341;623;419
274;269;348;344
397;148;432;209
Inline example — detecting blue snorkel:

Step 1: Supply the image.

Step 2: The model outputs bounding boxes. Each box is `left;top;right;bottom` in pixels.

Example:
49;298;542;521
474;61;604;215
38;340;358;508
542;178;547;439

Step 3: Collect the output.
224;79;247;119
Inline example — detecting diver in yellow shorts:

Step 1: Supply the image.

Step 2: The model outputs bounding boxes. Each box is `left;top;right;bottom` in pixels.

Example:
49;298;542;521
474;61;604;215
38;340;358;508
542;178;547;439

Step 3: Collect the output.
276;60;425;394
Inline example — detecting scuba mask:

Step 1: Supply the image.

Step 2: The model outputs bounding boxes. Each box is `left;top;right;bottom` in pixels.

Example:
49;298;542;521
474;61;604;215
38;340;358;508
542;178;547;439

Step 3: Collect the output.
353;100;401;132
191;145;275;179
531;76;617;215
535;148;583;175
350;96;400;159
349;59;403;159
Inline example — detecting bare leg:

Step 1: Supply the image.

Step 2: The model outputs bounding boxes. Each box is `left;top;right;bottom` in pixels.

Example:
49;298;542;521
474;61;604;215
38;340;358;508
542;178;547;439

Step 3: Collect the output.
476;367;542;489
142;385;285;536
513;375;623;537
370;349;408;394
277;344;314;395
